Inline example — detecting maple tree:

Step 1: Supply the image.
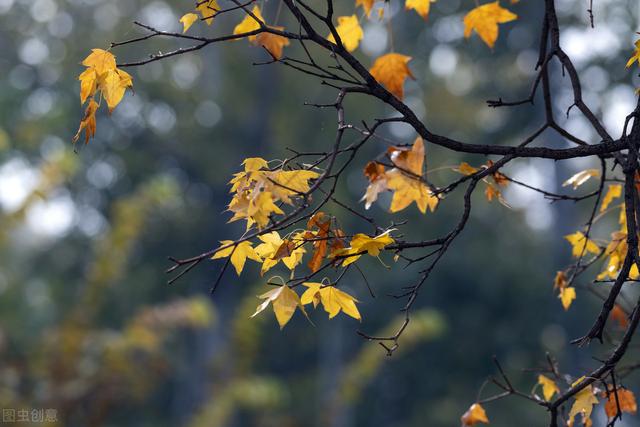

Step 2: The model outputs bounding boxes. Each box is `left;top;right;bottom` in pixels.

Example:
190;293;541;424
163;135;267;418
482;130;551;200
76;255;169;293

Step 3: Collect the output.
73;0;640;425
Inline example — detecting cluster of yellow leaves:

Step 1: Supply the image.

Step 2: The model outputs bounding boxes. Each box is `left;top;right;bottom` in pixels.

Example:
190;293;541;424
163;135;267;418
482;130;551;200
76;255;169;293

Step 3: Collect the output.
225;157;319;229
362;137;439;213
249;281;362;328
558;230;602;312
356;0;437;20
181;4;289;59
463;2;517;48
179;0;220;32
593;207;640;281
461;403;489;426
74;49;133;144
454;160;509;204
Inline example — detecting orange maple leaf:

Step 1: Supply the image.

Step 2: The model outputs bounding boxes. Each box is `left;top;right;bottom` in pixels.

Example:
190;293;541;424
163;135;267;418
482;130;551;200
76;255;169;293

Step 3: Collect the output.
369;53;415;100
255;27;290;60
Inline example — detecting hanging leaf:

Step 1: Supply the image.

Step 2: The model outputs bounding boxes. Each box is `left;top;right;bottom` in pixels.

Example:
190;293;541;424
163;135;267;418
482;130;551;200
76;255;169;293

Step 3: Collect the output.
463;1;517;48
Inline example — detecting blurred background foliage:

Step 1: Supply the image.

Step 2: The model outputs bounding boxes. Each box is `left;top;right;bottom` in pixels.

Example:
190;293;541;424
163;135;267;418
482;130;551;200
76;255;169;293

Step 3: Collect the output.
1;0;640;426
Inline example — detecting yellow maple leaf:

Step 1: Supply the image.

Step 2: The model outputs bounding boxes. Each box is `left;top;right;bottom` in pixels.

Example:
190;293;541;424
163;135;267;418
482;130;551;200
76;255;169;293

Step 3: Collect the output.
79;68;97;104
247;191;284;229
568;379;599;427
269;169;319;203
559;286;576;310
356;0;376;17
101;69;132;112
562;169;600;189
604;387;637;418
461;403;489;426
73;98;99;145
327;15;364;53
197;0;219;25
211;240;262;275
332;231;394;266
463;1;517;49
626;40;640;68
180;13;199;33
82;48;116;75
538;374;560;401
233;5;264;41
600;184;622;212
369;53;415;100
565;231;600;257
385;137;438;213
254;231;306;274
251;285;304;329
301;282;361;320
255;30;290;60
405;0;436;20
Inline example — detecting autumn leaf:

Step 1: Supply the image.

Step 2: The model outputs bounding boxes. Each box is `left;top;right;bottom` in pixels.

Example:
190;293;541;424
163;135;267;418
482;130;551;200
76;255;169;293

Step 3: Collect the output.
101;69;131;112
553;270;568;290
301;282;361;320
361;161;388;209
600;184;622;212
356;0;376;17
463;1;517;49
611;304;629;329
211;240;262;275
82;48;116;75
455;162;480;176
180;13;199;33
369;53;415;100
604;387;637;418
332;231;394;266
79;68;97;104
306;212;331;273
197;0;219;25
562;169;600;189
538;375;560;401
327;15;364;53
565;232;600;257
626;40;640;68
251;285;305;329
233;5;264;41
405;0;436;20
385;137;438;213
461;403;489;426
247;191;284;229
568;378;599;427
558;287;576;311
73;99;99;145
269;168;319;203
255;29;290;60
254;231;306;274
